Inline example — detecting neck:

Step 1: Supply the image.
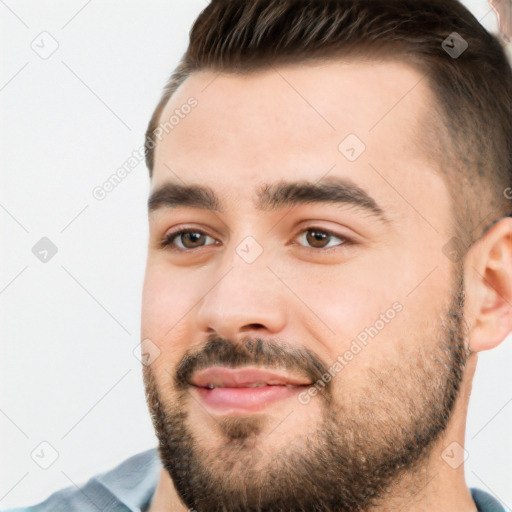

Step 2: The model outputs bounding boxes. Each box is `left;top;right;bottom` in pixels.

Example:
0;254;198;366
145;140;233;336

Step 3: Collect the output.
147;353;479;512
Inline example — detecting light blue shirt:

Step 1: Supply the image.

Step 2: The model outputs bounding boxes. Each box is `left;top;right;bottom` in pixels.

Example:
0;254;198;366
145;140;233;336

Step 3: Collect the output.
1;447;506;512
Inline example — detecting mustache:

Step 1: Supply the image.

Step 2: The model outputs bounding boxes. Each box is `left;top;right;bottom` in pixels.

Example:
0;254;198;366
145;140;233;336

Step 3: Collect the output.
174;334;330;392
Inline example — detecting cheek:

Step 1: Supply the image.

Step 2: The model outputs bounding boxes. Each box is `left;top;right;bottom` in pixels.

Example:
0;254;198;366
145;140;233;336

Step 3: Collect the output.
288;251;404;340
141;267;199;378
141;261;199;338
287;251;419;383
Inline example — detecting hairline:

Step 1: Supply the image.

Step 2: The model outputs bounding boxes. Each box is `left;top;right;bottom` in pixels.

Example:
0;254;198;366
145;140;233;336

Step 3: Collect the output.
148;53;450;175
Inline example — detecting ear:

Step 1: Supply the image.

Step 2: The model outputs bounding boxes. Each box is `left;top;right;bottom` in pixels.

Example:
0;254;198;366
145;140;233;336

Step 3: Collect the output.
464;217;512;352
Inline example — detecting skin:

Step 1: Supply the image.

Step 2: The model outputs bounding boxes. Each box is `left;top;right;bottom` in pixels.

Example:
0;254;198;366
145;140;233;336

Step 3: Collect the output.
489;0;512;43
141;59;512;511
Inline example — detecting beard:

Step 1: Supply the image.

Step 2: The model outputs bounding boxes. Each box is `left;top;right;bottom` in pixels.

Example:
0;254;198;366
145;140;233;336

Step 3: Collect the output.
143;266;470;512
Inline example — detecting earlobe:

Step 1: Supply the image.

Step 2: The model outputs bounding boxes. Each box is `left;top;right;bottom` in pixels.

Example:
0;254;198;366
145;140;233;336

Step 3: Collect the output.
465;218;512;352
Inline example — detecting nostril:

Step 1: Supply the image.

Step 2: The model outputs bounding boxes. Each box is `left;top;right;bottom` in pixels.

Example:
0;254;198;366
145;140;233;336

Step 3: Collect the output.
246;323;265;330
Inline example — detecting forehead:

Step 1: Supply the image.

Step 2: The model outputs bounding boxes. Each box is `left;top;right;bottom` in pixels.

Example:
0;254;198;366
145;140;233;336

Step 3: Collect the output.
151;59;446;221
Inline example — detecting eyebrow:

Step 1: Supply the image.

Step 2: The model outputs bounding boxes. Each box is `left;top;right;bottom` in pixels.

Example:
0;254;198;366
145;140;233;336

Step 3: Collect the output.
147;176;388;223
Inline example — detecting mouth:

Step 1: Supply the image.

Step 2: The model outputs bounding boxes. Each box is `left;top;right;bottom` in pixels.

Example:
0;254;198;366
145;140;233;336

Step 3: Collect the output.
189;366;313;414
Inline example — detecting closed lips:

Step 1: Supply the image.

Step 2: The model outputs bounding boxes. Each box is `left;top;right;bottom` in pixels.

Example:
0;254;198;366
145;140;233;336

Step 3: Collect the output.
189;367;313;388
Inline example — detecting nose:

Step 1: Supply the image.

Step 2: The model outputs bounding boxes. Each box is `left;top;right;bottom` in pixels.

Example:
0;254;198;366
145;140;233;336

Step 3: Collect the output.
195;255;288;342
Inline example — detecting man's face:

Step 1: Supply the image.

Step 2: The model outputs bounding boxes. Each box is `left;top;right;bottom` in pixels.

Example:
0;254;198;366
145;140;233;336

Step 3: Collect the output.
141;60;469;510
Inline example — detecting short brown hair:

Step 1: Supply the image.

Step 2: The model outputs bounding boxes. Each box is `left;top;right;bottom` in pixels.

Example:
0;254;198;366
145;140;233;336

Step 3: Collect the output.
144;0;512;247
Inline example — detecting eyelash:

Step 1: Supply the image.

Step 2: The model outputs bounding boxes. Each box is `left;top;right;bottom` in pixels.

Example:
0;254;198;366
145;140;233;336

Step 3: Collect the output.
159;226;354;253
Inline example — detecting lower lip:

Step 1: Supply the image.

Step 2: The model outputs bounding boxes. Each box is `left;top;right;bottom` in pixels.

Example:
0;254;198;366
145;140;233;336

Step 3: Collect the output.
192;385;307;414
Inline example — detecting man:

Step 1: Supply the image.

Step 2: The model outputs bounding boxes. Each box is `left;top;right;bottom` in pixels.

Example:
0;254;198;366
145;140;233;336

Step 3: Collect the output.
5;0;511;510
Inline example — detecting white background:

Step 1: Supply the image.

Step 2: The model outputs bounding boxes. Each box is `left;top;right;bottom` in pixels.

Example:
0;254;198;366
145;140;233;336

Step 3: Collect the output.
1;1;511;509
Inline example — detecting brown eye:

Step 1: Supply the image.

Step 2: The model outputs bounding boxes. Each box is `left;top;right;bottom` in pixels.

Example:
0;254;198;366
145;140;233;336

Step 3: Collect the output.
306;229;331;248
179;231;207;249
162;229;216;250
298;228;349;250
